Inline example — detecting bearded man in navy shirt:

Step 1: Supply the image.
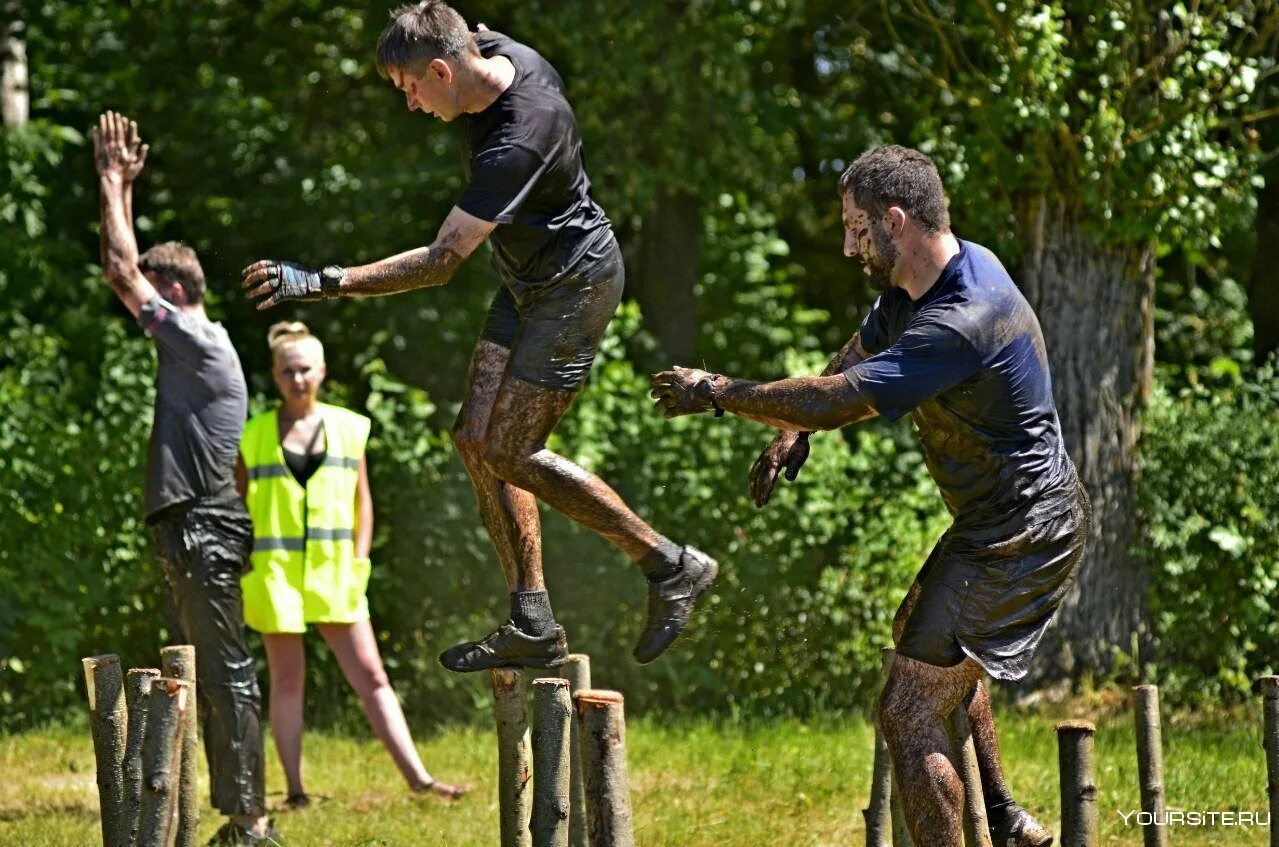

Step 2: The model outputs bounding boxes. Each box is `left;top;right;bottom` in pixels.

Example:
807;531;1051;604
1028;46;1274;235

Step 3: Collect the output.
652;145;1090;847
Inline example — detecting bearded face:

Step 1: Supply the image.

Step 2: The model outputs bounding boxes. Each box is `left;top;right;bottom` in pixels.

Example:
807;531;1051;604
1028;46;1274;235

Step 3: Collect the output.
863;215;899;291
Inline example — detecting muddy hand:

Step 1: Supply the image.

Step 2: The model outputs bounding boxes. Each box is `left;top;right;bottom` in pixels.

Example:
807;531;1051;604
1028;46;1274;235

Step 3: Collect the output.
92;111;149;182
748;431;810;508
242;260;326;311
650;366;719;419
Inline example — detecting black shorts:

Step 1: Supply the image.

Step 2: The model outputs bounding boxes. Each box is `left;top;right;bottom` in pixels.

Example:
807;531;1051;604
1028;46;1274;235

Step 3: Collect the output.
480;237;624;392
896;481;1092;681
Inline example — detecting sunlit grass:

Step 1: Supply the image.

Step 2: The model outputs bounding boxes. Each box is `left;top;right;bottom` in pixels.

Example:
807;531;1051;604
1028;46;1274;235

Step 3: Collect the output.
0;704;1268;846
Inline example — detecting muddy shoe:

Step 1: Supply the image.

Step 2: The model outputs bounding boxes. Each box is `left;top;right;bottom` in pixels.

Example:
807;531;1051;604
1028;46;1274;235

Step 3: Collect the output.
632;546;719;664
207;820;283;846
988;803;1053;847
438;622;568;673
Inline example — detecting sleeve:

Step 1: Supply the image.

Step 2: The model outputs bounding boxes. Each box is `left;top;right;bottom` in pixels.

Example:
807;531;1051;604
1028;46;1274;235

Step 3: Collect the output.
856;290;909;355
842;321;982;422
456;144;549;224
136;293;217;370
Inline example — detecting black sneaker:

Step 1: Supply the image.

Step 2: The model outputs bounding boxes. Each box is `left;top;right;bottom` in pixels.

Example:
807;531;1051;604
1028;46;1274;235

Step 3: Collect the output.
438;622;568;673
207;820;283;846
632;546;718;664
988;803;1053;847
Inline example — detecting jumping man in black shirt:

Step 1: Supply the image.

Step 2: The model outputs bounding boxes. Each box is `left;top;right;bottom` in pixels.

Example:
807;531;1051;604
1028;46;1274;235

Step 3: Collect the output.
243;1;717;672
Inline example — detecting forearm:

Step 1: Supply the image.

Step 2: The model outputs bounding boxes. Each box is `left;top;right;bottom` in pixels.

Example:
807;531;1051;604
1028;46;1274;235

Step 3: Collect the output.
340;243;464;298
98;175;147;313
355;504;373;558
775;333;869;437
714;374;878;431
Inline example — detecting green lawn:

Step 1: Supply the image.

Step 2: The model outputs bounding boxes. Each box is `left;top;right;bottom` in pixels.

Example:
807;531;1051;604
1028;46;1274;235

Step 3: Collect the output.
0;705;1270;846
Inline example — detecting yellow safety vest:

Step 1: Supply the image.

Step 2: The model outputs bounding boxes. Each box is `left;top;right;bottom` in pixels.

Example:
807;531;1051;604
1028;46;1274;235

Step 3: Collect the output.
239;403;372;634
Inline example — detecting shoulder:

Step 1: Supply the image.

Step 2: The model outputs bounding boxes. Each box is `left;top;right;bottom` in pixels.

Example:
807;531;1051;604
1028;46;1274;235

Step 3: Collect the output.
320;403;371;433
936;241;1035;355
243;409;276;437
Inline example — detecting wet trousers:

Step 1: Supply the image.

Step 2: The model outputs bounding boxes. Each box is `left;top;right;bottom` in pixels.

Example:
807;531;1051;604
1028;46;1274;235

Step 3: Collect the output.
151;497;266;817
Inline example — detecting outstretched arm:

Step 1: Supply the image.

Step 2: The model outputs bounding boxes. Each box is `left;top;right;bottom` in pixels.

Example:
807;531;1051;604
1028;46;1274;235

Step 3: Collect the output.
241;206;497;309
651;366;879;432
93;111;154;317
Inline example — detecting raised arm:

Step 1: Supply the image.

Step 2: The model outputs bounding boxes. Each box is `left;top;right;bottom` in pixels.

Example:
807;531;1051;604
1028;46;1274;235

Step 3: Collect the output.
241;206;497;310
92;111;155;317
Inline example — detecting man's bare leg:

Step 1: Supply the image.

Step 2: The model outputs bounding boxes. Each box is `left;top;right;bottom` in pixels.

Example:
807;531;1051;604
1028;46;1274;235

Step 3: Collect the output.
878;653;986;847
482;374;672;564
451;340;544;591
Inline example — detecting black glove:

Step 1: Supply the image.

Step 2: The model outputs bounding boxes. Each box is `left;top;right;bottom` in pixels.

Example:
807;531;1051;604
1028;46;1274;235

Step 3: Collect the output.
649;367;725;419
242;261;343;309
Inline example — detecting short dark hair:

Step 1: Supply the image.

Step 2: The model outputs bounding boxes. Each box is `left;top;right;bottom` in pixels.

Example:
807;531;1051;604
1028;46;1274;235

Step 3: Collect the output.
375;1;477;79
838;145;950;234
139;241;206;304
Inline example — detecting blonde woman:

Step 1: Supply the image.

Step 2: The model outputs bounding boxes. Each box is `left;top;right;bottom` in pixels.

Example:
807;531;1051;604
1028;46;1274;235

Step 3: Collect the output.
235;322;467;807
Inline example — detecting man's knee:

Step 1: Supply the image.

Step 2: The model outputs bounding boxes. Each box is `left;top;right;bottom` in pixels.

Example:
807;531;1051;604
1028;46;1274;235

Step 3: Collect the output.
452;418;487;468
483;438;532;486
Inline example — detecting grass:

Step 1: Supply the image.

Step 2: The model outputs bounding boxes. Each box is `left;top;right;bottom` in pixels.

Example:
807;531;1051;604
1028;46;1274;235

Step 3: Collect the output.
0;703;1270;846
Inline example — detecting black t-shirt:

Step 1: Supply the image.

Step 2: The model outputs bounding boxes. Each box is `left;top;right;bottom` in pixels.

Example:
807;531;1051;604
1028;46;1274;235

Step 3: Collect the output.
844;240;1079;541
458;31;613;303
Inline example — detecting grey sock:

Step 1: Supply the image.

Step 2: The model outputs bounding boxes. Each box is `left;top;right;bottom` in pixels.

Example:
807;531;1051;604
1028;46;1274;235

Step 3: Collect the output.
640;539;683;581
510;591;556;637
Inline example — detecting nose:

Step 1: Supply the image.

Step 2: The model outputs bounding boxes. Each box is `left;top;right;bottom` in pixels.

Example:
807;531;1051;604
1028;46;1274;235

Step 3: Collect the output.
843;230;856;258
404;90;418;112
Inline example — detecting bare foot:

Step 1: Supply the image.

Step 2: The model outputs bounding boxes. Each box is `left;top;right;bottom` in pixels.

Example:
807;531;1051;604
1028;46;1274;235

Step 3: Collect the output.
413;779;471;801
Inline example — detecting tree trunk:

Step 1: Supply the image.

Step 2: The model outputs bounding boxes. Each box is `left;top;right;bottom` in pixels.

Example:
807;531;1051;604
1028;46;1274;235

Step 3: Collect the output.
559;655;592;847
574;690;635;847
1019;198;1153;679
1056;720;1099;847
84;655;128;847
1256;676;1279;847
1132;685;1168;847
120;668;161;847
1248;159;1279;364
530;678;572;847
632;189;700;362
1;2;26;129
138;678;191;847
492;668;533;847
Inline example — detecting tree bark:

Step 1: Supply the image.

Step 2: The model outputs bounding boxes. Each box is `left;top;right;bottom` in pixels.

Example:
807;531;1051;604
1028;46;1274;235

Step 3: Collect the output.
574;690;635;847
1;2;26;129
138;678;191;847
120;668;161;847
559;655;592;847
864;648;893;847
159;647;198;847
1019;198;1154;678
531;678;572;847
84;655;128;847
1248;159;1279;364
1056;720;1099;847
948;706;992;847
633;188;701;362
492;667;533;847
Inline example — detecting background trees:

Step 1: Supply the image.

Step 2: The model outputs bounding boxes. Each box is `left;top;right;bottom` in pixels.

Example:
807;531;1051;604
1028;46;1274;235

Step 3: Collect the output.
1;0;1275;727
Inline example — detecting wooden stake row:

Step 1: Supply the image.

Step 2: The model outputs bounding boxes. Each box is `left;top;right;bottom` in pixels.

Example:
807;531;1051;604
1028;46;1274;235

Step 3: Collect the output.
83;648;198;847
492;656;634;847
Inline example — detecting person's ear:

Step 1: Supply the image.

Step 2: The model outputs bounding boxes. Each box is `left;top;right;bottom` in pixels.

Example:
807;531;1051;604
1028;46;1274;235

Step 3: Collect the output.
887;206;908;238
429;58;453;85
166;283;187;307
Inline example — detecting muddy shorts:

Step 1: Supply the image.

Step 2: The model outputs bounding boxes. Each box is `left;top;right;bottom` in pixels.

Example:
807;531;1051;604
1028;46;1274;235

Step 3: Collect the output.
480;236;624;392
151;497;266;817
896;481;1092;681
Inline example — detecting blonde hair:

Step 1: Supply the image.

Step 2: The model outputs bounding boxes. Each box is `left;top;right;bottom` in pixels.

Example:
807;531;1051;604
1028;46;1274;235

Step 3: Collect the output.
267;321;325;361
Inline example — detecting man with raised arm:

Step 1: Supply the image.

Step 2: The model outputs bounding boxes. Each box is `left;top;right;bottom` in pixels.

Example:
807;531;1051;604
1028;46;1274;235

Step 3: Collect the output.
651;145;1089;847
93;112;274;846
242;2;717;673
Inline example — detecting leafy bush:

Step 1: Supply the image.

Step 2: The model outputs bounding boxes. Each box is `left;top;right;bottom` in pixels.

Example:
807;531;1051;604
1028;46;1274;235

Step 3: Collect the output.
1138;362;1279;700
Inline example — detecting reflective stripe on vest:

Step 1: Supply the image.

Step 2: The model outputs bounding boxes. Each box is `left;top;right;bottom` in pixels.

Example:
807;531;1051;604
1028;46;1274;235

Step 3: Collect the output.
240;403;370;567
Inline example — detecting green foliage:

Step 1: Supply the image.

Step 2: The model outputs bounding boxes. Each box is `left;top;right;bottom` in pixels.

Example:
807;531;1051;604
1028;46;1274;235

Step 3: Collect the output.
1138;362;1279;700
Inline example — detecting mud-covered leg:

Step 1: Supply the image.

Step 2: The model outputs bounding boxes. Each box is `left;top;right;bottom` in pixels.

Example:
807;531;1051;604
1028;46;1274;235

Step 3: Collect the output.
452;339;544;592
878;653;985;847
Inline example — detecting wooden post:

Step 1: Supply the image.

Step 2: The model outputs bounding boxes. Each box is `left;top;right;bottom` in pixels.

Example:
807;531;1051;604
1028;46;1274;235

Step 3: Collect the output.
159;647;198;847
1132;685;1168;847
864;647;893;847
531;678;572;847
950;704;993;847
492;667;533;847
575;690;635;847
1256;676;1279;847
137;678;191;847
882;649;914;847
119;668;161;847
83;655;128;847
1057;720;1099;847
560;654;591;847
